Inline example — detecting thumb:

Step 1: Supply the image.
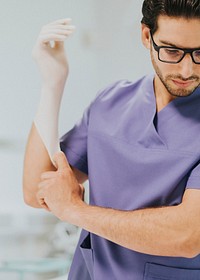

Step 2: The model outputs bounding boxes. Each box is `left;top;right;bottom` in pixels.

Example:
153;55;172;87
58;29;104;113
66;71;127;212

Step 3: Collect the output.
53;151;70;170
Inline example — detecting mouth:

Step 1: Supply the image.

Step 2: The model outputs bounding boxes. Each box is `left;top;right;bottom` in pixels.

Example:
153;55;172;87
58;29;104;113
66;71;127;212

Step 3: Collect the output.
172;79;195;88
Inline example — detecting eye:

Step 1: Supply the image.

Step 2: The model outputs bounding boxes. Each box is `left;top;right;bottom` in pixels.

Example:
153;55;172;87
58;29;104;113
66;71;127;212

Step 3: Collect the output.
164;48;181;56
194;50;200;57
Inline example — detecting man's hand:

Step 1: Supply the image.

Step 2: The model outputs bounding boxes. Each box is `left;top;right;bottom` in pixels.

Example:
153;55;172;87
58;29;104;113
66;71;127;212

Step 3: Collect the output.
32;18;75;89
36;151;85;221
36;152;200;257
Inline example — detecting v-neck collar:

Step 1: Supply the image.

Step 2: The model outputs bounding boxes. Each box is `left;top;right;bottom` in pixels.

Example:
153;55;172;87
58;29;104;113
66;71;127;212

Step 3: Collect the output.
138;74;200;150
152;77;200;126
138;75;167;149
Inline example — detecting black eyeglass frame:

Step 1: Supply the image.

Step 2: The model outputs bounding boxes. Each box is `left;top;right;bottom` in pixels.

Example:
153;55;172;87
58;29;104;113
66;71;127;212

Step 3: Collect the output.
150;31;200;64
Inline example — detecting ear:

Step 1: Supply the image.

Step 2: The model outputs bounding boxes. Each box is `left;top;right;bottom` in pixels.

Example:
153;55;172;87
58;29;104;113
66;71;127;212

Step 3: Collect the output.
141;24;151;49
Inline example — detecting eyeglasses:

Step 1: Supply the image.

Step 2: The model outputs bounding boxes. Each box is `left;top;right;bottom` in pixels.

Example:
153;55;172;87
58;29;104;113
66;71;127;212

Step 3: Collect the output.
150;31;200;64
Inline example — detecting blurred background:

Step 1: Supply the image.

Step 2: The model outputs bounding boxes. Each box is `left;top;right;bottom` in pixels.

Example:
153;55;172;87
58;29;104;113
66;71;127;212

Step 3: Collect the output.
0;0;152;279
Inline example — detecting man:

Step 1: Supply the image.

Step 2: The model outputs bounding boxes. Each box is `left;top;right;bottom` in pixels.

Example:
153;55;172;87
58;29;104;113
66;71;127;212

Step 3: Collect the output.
23;0;200;279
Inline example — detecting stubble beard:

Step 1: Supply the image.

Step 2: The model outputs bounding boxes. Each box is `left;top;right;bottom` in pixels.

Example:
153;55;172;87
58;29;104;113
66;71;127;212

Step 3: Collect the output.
150;50;200;98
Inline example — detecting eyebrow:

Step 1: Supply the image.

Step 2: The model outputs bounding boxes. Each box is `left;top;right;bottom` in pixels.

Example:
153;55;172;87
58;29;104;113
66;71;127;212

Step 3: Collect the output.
160;39;183;48
160;39;200;50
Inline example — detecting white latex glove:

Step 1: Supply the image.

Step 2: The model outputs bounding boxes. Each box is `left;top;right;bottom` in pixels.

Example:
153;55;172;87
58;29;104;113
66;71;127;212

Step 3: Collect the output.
32;18;75;164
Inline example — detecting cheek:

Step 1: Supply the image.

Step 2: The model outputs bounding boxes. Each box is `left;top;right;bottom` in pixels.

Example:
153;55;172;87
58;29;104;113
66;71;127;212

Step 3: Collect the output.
152;54;177;78
158;64;174;76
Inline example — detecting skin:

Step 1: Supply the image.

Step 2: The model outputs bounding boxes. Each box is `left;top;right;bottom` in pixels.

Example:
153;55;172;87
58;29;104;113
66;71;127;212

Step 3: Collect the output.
37;151;200;258
23;19;87;208
142;16;200;112
24;16;200;258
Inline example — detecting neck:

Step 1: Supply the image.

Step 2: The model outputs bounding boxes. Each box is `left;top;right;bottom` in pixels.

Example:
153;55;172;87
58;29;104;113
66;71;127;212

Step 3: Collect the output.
154;75;176;113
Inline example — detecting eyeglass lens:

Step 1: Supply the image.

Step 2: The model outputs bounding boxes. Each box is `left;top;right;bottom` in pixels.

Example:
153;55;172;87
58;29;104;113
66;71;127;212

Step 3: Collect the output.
159;48;200;63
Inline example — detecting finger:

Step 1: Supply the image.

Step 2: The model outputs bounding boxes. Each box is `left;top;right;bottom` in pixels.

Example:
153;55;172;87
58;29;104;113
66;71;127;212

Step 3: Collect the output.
40;33;74;44
48;18;72;26
43;28;75;37
43;25;76;32
53;151;70;170
41;171;57;180
36;191;50;211
39;199;50;211
42;204;50;211
38;180;53;189
38;181;46;189
51;24;75;30
41;26;75;37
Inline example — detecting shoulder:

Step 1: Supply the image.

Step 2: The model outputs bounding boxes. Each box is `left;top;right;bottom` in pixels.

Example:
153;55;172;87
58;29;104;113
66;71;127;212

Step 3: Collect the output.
87;75;154;133
93;75;152;107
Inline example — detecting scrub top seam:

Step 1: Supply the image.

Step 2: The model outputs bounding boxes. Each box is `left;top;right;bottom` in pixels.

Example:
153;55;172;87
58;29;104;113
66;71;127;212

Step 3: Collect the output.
88;129;199;157
60;142;87;165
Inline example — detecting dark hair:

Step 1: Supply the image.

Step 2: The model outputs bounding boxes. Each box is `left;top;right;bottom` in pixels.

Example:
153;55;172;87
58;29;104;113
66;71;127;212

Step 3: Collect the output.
141;0;200;34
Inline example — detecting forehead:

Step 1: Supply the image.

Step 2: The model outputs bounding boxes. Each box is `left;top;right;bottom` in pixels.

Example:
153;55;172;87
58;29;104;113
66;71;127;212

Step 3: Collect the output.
156;15;200;48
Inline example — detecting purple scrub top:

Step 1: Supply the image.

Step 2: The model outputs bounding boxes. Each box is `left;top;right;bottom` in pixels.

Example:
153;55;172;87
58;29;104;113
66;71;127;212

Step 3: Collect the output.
60;74;200;280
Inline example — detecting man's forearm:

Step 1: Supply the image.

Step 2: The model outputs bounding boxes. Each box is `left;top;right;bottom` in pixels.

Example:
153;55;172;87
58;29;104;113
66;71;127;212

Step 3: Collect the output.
23;18;74;207
23;123;56;207
23;84;63;207
68;202;194;258
37;154;200;258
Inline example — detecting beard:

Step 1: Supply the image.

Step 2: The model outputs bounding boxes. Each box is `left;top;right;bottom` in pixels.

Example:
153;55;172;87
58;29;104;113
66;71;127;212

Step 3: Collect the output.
150;49;200;98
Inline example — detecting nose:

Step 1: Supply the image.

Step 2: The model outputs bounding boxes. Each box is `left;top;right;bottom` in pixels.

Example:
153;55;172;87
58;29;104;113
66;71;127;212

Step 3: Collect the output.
178;53;194;79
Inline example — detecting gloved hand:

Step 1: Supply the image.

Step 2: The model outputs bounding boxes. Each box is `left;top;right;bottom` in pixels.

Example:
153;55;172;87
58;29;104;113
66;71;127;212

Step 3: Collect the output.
32;18;75;88
33;18;75;164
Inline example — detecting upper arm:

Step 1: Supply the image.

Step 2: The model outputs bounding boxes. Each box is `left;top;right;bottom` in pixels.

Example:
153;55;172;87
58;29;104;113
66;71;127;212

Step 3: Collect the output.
71;166;88;184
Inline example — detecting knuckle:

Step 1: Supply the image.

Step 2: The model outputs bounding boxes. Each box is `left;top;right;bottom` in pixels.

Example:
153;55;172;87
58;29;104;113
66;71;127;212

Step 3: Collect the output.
57;168;72;179
57;170;66;179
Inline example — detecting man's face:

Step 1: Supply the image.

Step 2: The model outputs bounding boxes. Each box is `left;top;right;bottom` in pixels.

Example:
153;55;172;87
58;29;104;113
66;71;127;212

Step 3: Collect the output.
144;16;200;98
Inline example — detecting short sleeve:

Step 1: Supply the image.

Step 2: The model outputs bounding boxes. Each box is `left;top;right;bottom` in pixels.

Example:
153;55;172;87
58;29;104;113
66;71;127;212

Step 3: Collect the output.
60;104;91;175
186;160;200;190
60;80;126;174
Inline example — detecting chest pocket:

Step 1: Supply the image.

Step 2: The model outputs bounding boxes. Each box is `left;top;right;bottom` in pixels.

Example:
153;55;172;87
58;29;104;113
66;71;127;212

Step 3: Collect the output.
144;263;200;280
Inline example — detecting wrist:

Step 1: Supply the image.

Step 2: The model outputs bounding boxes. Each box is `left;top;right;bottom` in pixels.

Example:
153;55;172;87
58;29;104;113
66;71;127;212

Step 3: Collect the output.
34;80;65;163
64;200;89;226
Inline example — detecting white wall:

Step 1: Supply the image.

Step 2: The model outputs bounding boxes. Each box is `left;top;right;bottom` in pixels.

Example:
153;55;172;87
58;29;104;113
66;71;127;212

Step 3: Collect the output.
0;0;99;214
0;0;153;264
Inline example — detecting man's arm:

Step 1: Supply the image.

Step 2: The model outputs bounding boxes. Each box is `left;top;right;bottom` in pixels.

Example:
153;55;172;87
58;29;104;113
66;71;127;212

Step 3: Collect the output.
23;122;56;208
23;123;87;208
73;188;199;258
37;152;200;258
23;19;87;208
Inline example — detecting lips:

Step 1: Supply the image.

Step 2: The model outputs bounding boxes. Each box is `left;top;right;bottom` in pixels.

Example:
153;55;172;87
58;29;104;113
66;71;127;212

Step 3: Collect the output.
172;79;194;88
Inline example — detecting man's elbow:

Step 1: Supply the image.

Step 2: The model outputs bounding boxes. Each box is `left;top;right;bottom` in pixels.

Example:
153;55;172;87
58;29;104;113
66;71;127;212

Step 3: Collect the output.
23;187;41;208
